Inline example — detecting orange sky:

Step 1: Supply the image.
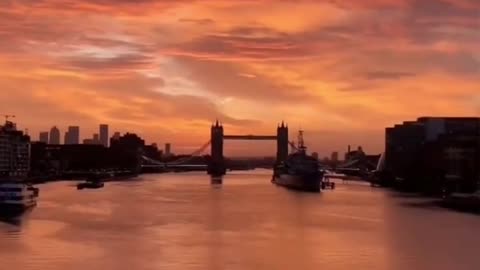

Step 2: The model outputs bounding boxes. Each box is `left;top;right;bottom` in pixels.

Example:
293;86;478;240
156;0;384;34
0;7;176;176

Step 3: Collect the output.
1;0;479;156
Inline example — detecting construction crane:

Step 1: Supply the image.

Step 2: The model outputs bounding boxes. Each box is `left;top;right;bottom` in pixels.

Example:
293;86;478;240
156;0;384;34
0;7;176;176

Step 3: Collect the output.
3;114;15;122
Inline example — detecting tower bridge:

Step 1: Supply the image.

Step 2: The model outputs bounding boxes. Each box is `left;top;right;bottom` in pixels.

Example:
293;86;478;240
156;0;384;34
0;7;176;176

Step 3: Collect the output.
208;120;288;176
141;120;291;176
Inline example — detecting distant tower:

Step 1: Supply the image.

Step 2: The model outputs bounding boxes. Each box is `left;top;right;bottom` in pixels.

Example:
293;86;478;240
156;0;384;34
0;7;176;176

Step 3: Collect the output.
345;145;352;160
39;132;49;143
38;132;48;143
165;143;172;157
93;133;100;144
99;124;109;147
49;126;60;144
331;151;339;162
208;120;226;175
65;126;80;144
276;121;289;163
64;131;69;145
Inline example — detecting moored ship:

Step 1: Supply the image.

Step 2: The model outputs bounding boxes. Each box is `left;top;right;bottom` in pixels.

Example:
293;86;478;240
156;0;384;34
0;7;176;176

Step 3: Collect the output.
272;130;324;192
0;182;38;216
0;118;39;217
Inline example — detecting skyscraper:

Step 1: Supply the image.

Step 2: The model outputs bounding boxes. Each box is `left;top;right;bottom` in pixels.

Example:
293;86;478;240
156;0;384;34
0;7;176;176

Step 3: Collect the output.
99;124;109;147
65;126;80;145
39;132;49;143
64;131;69;145
93;133;100;144
49;126;60;144
165;143;171;157
331;151;339;162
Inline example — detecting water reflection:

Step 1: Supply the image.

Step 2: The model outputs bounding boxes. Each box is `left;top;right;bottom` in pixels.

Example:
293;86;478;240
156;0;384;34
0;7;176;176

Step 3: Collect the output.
1;172;480;270
0;208;34;227
210;176;223;186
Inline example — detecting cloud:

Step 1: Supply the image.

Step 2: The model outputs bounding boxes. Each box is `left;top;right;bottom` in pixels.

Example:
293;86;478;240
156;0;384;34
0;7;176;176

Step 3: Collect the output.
178;18;215;25
364;71;416;80
0;0;479;155
63;54;154;73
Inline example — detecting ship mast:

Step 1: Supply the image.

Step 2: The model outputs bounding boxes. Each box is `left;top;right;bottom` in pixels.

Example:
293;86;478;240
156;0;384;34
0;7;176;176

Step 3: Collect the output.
298;130;306;153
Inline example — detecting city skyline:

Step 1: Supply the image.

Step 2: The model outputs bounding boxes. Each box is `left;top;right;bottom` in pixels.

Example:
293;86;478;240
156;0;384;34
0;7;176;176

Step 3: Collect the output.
1;0;479;155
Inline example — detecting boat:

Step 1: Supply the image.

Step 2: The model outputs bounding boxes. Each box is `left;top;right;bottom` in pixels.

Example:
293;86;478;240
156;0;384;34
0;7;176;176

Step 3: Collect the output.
77;176;105;190
0;118;38;217
0;182;39;217
272;130;324;192
441;190;480;212
77;181;104;190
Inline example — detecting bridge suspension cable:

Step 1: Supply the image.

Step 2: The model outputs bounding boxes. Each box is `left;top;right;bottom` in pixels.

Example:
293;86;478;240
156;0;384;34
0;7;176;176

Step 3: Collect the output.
166;140;211;165
142;140;211;166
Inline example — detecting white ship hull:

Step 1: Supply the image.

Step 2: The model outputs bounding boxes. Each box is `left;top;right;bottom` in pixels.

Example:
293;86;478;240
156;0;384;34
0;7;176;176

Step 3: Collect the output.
0;182;39;217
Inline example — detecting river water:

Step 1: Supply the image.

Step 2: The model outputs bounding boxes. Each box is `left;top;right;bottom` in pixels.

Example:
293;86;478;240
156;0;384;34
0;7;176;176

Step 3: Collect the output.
1;170;480;270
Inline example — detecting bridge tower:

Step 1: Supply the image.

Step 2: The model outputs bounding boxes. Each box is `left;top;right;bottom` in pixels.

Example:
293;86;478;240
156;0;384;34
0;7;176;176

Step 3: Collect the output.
208;120;226;175
276;122;289;164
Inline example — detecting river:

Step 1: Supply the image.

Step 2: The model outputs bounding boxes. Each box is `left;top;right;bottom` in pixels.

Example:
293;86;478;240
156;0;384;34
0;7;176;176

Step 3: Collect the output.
1;170;480;270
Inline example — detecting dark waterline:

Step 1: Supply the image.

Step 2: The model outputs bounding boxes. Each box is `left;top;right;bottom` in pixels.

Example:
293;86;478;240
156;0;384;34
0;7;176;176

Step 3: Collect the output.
1;170;480;270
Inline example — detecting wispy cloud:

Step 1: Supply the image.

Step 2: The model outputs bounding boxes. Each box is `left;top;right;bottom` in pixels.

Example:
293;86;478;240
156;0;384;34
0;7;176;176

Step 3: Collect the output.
0;0;479;155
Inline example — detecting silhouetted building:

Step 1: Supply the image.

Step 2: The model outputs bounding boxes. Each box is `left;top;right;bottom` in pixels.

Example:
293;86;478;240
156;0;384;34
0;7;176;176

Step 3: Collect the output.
111;132;121;145
83;139;94;145
65;126;80;145
384;117;480;193
110;133;145;172
165;143;172;157
345;146;365;161
144;143;162;160
331;152;339;162
31;143;110;174
99;124;109;147
93;133;100;144
49;126;60;145
344;145;351;160
311;152;319;160
110;132;120;147
39;132;49;144
64;132;68;145
0;120;30;178
83;133;101;145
